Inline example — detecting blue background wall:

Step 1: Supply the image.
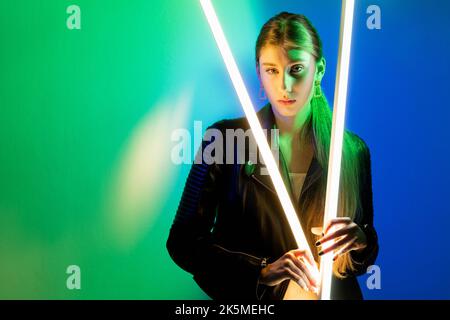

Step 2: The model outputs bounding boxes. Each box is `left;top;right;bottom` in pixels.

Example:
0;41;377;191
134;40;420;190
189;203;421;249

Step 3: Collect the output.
198;0;450;299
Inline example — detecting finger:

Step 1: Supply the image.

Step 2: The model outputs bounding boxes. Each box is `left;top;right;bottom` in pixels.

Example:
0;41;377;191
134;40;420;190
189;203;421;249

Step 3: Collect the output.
323;217;352;235
285;263;309;291
296;275;308;292
318;235;351;256
298;251;320;288
333;237;357;261
298;259;318;290
289;255;317;288
317;224;354;246
285;267;302;284
292;249;315;268
291;249;319;283
287;259;313;290
303;250;320;277
310;227;323;236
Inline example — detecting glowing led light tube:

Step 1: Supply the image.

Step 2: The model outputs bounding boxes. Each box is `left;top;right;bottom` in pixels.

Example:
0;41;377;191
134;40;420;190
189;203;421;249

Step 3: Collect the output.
199;0;317;274
319;0;355;300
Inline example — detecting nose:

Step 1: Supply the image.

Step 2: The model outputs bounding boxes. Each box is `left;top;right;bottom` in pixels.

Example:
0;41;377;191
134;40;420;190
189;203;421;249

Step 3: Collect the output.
281;71;294;95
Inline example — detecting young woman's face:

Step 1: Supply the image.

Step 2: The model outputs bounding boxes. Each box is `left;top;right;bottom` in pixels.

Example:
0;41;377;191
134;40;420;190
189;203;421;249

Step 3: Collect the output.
258;45;319;118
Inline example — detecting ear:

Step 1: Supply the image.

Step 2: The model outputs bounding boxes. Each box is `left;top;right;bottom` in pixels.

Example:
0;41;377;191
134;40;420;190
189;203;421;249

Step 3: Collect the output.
314;57;326;83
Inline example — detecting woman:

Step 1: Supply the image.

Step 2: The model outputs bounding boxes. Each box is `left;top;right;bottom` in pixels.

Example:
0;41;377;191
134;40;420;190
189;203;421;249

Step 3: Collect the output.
166;12;378;300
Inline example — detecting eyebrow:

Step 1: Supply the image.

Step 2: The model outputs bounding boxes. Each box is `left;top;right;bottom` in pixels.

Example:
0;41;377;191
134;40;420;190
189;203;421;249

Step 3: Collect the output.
261;61;308;67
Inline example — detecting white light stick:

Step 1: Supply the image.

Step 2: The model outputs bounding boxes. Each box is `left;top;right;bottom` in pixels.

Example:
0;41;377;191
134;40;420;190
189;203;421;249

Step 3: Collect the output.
199;0;319;280
319;0;355;300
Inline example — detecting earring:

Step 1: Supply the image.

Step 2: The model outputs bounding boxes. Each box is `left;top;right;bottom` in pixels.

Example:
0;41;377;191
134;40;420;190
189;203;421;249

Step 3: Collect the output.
259;86;267;100
314;81;322;98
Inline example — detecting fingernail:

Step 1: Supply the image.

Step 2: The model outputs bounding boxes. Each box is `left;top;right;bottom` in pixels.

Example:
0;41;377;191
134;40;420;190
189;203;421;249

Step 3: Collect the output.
315;241;321;246
321;232;324;237
318;251;323;256
333;256;337;261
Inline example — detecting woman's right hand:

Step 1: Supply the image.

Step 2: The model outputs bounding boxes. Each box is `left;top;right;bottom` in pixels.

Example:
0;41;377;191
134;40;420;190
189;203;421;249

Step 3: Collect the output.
258;249;319;292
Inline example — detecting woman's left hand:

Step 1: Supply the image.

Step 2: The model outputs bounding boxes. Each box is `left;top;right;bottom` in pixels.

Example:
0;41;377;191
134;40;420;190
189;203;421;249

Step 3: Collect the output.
312;217;368;261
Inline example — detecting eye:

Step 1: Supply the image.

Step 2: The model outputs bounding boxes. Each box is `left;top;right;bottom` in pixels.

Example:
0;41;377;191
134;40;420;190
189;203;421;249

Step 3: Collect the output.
291;64;304;74
265;68;278;75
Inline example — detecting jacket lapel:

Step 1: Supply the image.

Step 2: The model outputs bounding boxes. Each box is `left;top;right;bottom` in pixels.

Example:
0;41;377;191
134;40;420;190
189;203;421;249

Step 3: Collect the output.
248;103;323;208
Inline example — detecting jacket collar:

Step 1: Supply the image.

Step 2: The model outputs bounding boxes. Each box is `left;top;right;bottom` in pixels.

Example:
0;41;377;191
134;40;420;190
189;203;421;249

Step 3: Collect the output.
247;103;323;208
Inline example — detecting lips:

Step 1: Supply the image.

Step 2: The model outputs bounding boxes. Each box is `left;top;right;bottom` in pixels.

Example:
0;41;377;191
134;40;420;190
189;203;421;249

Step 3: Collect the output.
278;99;296;106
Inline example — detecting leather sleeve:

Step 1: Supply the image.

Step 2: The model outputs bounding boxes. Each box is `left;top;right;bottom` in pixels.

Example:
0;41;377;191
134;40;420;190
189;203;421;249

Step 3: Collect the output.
349;143;379;276
166;120;266;299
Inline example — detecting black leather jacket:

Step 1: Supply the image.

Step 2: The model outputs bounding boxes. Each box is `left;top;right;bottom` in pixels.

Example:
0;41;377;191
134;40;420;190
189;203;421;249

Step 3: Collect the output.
166;103;379;300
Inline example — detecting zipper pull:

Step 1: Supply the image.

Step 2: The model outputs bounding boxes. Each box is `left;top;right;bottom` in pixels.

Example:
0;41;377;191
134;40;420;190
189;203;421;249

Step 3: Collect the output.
244;160;255;177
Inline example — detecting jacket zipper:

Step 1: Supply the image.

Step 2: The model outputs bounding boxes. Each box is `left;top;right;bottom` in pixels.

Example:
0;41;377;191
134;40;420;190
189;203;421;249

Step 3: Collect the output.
250;173;276;195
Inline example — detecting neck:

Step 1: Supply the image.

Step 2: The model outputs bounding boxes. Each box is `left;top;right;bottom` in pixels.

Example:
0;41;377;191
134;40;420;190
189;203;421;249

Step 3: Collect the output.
273;103;311;138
